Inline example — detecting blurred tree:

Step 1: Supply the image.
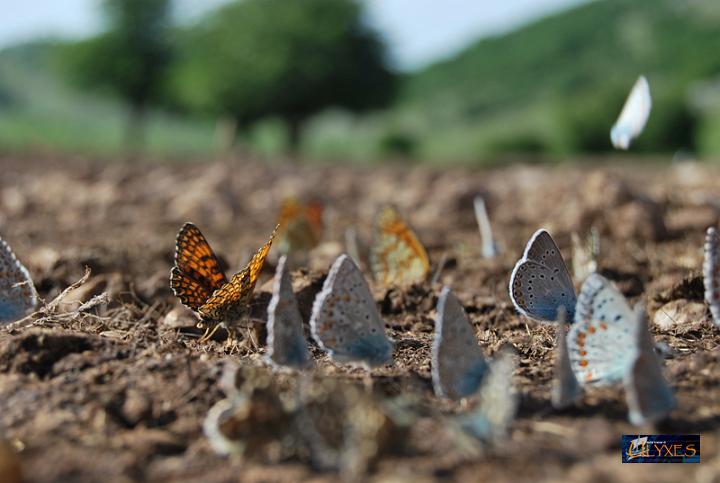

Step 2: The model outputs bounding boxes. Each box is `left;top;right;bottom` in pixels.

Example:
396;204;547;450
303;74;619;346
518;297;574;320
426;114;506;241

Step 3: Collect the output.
59;0;173;151
170;0;396;153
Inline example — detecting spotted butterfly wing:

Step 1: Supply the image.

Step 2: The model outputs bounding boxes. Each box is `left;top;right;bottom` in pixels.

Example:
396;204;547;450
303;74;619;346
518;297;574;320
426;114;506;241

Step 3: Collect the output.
509;229;577;322
0;236;38;323
170;223;228;311
198;225;278;322
703;227;720;327
432;286;488;400
310;254;393;366
370;206;429;286
567;274;635;385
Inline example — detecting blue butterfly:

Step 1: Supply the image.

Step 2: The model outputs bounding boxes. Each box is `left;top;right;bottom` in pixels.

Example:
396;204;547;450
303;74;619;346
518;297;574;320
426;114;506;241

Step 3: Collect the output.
432;286;488;400
509;229;577;322
0;236;38;323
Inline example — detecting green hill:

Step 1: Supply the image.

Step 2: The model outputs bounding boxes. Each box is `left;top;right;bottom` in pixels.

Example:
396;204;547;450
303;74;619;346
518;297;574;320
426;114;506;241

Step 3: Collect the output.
393;0;720;160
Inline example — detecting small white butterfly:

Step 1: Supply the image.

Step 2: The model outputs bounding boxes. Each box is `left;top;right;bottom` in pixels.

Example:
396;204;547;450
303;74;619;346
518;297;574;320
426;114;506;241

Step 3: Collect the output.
0;236;38;323
611;75;652;150
431;286;488;400
265;255;312;369
310;254;393;367
703;227;720;327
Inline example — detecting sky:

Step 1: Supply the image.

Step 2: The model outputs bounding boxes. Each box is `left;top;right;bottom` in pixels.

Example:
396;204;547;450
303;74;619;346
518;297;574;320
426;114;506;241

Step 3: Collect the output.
0;0;587;70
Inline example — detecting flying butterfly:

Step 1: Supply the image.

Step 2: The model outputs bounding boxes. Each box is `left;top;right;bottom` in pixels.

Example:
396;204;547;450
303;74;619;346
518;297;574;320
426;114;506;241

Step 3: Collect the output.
0;235;38;323
170;223;278;338
611;75;652;150
509;229;577;322
370;205;429;286
275;197;324;255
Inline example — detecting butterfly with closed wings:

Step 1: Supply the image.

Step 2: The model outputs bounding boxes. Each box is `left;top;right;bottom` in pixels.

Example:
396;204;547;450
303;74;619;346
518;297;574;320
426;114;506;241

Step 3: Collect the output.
509;229;577;322
370;205;430;287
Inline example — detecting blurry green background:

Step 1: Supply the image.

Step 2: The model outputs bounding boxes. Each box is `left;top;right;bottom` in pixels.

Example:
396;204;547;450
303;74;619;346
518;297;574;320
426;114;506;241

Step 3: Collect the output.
1;0;719;164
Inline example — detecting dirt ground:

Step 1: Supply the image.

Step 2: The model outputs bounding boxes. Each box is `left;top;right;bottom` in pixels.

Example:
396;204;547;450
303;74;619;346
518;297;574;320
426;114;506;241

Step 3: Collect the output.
1;155;719;483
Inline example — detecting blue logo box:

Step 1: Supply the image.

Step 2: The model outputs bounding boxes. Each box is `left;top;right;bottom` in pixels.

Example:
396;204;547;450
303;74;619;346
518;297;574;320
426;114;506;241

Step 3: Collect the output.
622;435;700;463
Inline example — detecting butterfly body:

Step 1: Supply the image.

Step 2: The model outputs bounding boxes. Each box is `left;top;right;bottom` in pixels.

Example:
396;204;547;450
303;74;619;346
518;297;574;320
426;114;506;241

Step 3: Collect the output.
370;206;429;287
170;223;277;326
0;236;38;323
509;229;577;322
310;254;393;366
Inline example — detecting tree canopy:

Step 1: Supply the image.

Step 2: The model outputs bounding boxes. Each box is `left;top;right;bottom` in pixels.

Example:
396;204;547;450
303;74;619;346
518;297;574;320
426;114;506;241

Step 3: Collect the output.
59;0;173;148
170;0;396;147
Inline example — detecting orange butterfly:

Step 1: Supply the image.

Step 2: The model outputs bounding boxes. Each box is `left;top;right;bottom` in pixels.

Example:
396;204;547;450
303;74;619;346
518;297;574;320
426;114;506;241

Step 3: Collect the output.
370;206;430;286
275;197;324;254
170;223;278;336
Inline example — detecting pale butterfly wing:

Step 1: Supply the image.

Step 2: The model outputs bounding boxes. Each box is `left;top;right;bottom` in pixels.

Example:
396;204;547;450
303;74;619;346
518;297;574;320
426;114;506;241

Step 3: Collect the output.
0;236;38;323
567;274;635;385
703;227;720;327
458;349;517;442
473;196;498;259
551;307;581;409
611;75;651;150
370;206;429;286
623;306;675;426
310;254;393;366
509;229;577;322
266;255;312;369
431;287;488;400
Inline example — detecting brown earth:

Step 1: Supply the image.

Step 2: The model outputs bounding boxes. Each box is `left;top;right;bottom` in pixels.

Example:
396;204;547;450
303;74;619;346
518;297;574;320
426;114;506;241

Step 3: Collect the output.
0;155;719;482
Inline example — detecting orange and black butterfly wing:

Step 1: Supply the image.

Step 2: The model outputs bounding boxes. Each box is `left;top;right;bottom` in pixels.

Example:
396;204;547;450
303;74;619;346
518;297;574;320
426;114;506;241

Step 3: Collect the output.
171;223;228;311
170;266;212;311
199;225;279;321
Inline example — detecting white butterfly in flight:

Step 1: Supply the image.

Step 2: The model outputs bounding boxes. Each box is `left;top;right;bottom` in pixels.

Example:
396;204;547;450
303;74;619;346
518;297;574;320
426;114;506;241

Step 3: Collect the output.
610;75;652;150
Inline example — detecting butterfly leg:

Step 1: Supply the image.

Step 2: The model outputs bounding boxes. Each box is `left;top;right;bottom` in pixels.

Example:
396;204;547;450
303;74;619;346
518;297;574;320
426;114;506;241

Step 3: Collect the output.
199;323;222;343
